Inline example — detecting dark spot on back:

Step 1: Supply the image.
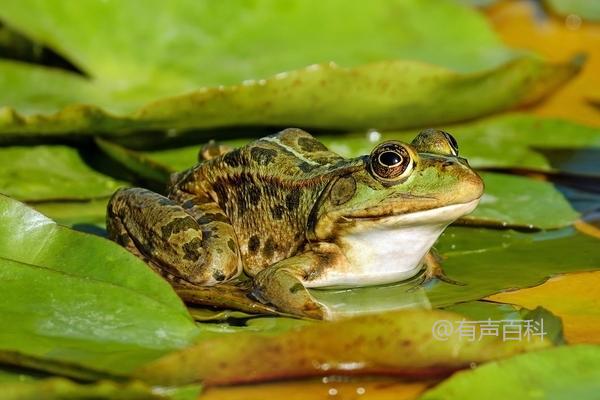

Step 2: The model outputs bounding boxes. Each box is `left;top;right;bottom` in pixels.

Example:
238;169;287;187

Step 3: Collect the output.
250;147;278;165
247;186;261;205
222;149;245;168
262;237;276;259
298;137;328;153
285;189;302;212
248;235;260;253
271;205;285;220
298;161;315;172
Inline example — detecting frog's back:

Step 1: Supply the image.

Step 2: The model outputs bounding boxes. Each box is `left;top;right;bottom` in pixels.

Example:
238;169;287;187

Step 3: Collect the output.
178;129;352;275
217;128;346;179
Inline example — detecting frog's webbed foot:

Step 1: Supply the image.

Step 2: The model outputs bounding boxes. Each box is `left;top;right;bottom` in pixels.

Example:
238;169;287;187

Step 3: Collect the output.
251;254;327;320
199;140;234;162
421;250;466;286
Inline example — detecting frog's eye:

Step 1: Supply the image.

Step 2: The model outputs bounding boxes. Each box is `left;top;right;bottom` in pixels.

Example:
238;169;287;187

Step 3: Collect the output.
442;131;459;156
369;141;414;182
411;128;459;157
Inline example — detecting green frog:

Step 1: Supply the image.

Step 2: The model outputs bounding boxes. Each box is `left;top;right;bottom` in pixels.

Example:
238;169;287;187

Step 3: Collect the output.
107;128;483;319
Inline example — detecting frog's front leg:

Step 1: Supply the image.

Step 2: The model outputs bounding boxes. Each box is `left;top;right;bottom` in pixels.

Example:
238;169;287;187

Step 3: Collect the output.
422;250;465;286
107;187;242;285
251;245;343;319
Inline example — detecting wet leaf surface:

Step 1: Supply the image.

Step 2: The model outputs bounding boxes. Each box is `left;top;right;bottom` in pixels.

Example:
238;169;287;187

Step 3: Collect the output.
420;345;600;399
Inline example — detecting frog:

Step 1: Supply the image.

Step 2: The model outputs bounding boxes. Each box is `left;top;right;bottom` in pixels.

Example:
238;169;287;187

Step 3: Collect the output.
106;128;483;319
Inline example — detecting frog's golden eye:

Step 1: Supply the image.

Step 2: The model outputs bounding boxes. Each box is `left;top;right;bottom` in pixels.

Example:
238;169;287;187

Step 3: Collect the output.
369;141;414;182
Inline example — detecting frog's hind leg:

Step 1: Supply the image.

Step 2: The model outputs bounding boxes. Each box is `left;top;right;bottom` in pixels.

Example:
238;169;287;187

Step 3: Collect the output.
107;187;242;286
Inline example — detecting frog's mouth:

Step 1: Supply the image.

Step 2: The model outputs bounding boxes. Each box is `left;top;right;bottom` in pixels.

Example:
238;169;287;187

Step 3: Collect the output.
346;198;481;226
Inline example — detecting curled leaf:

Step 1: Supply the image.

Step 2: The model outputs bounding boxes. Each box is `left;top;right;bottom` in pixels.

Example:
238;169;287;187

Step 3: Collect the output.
134;309;549;386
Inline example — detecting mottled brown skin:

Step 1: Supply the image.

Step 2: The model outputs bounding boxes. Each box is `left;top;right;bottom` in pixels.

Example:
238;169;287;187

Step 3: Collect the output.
107;128;483;319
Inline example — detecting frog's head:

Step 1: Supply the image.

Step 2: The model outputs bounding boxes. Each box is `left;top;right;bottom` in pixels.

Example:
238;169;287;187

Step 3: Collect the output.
308;129;484;284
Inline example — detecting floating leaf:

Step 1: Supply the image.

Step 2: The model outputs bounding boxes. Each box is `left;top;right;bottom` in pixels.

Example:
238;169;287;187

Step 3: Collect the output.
0;0;515;111
465;172;579;229
31;197;109;230
420;345;600;399
134;309;548;386
0;194;199;376
427;227;600;308
0;1;582;137
0;146;124;201
0;56;581;139
487;271;600;344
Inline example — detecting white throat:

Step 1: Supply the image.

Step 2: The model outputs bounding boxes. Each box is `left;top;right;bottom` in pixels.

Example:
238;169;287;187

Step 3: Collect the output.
306;200;479;288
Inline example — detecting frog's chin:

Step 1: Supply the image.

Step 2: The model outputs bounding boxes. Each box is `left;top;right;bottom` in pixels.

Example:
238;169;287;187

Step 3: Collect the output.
306;199;480;288
347;198;481;226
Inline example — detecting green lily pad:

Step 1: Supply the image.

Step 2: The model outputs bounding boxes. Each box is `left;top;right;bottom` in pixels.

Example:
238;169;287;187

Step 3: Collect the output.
31;198;109;230
420;345;600;399
0;56;580;138
0;146;124;201
0;0;513;87
0;1;581;137
427;226;600;307
0;194;199;376
134;309;549;386
466;172;579;230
